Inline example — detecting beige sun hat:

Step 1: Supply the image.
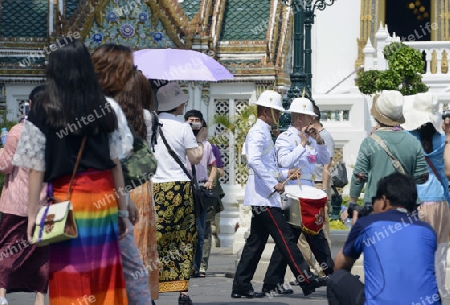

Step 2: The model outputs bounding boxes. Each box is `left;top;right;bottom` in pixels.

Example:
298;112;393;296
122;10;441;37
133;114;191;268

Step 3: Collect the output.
157;82;188;111
286;98;317;116
370;90;405;126
401;92;442;133
252;90;285;112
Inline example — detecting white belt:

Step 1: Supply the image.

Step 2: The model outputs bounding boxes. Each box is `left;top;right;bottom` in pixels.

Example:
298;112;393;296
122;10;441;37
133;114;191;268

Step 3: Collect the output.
248;168;279;179
248;170;313;181
299;173;314;181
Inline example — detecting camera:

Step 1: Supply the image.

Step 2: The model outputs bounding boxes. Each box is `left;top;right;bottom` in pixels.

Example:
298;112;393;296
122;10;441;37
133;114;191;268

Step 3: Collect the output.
189;121;204;136
347;202;373;219
189;122;202;130
442;110;450;120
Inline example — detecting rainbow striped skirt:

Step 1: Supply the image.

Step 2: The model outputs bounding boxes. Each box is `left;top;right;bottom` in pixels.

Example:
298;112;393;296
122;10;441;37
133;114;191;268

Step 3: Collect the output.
48;169;128;305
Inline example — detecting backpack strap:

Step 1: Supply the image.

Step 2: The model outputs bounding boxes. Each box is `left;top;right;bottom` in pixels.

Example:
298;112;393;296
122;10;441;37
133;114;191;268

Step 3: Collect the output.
425;156;441;183
370;133;406;174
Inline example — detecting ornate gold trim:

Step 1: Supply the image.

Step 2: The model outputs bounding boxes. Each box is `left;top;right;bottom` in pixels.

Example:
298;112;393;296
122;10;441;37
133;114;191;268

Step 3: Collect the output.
377;0;385;26
66;0;189;48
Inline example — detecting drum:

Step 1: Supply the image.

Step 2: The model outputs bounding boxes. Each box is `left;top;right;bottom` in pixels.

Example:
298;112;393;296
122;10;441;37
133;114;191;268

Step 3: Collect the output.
284;185;327;234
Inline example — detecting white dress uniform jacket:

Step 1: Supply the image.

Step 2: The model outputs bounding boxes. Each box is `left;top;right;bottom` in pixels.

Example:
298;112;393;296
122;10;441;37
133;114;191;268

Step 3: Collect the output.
244;119;287;208
275;126;330;186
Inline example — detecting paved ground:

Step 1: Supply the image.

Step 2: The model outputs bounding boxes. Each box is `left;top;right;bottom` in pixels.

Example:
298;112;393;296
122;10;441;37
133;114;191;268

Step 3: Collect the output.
8;247;450;304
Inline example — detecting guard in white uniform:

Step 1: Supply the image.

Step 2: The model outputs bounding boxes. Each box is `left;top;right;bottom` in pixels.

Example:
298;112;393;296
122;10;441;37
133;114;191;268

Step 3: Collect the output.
262;98;334;294
231;91;325;299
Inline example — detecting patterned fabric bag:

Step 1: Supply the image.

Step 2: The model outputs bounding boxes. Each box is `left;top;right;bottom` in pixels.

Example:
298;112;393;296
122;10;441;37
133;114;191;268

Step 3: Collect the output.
121;125;157;189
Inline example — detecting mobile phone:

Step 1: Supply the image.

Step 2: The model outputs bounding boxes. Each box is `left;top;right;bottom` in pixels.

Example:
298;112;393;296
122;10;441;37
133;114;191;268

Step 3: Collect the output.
23;102;30;119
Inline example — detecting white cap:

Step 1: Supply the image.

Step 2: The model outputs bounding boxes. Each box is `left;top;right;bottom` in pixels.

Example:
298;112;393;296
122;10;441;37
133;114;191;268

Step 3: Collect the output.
252;90;285;112
286;98;316;116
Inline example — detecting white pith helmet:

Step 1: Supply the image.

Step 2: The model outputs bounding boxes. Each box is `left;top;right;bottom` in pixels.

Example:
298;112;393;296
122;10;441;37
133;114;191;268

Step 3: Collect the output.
287;98;317;116
252;90;285;112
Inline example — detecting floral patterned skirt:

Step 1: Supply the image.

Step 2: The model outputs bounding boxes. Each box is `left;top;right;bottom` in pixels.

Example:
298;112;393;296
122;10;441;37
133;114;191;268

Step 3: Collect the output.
153;181;197;293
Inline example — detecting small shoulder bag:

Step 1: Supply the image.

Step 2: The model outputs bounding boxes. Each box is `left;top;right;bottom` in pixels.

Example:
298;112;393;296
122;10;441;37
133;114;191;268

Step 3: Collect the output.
32;137;86;246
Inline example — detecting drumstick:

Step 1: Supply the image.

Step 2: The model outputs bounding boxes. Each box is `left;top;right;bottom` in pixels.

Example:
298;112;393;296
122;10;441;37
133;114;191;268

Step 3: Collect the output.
268;167;303;198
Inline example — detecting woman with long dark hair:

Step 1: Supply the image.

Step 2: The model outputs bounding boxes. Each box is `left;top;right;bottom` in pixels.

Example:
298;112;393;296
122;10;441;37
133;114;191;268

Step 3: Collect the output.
115;69;160;301
14;39;129;304
403;92;450;295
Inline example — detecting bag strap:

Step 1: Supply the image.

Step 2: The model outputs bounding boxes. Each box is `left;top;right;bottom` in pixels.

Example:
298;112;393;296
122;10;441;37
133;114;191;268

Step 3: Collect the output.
149;111;161;152
425;156;442;183
158;127;193;181
37;136;86;243
370;133;406;174
65;136;87;200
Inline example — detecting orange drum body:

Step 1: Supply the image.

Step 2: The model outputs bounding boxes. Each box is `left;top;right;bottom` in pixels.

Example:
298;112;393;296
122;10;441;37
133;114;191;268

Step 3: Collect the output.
285;185;327;235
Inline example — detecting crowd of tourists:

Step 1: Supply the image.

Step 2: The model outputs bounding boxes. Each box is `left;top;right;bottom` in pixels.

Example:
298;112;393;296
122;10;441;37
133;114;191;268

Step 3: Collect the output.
0;40;224;305
0;38;449;305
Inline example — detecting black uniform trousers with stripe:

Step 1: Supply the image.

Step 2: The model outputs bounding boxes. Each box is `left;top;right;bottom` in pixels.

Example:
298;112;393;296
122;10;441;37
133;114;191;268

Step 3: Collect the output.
232;206;315;292
263;225;334;290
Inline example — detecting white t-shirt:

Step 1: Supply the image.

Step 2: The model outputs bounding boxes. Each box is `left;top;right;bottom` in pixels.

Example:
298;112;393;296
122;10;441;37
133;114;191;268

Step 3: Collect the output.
105;97;133;160
152;112;198;183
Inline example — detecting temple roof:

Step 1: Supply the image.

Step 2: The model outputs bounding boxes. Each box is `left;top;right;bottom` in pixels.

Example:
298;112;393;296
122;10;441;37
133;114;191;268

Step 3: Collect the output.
0;0;292;85
66;0;81;21
0;0;48;38
220;0;271;41
179;0;202;21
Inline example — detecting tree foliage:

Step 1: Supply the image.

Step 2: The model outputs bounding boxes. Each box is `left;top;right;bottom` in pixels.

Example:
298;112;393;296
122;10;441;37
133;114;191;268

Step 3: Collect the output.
357;42;428;96
209;105;257;185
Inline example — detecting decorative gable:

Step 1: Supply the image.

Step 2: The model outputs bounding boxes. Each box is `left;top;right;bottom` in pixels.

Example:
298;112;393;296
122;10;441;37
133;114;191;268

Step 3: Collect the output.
68;0;189;50
84;1;177;49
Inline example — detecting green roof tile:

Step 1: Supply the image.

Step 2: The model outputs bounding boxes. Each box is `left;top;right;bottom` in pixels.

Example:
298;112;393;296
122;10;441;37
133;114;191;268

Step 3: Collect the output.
0;0;48;38
66;0;81;20
179;0;202;21
220;0;271;41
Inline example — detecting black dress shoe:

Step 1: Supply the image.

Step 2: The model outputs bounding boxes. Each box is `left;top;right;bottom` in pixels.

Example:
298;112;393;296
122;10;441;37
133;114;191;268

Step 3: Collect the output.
301;274;331;296
262;286;294;295
178;294;193;305
231;289;265;298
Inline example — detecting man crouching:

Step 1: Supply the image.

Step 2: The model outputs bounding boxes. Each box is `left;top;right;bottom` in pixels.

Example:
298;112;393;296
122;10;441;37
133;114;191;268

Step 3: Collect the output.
327;173;441;305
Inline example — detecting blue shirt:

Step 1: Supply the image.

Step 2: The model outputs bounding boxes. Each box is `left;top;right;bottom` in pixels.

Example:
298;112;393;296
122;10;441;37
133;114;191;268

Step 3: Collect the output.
343;210;440;305
409;131;450;204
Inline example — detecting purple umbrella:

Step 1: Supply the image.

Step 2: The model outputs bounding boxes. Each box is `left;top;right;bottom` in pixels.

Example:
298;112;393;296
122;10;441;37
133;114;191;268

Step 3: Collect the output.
133;48;234;82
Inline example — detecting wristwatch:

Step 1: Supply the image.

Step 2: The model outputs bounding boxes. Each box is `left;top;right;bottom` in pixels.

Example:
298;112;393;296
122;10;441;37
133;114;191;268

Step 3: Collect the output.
118;210;129;218
316;138;325;145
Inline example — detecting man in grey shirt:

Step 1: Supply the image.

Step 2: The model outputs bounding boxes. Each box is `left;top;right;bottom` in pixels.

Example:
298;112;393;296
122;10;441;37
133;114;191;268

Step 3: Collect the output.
298;105;335;276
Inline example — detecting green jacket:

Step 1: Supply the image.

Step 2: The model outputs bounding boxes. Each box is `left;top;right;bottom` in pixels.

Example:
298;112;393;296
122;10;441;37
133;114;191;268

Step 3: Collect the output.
350;129;428;204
